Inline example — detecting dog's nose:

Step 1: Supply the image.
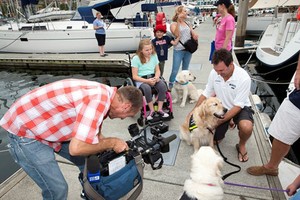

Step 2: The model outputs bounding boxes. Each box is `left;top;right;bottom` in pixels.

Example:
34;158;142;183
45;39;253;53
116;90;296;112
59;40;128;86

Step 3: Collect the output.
223;108;228;113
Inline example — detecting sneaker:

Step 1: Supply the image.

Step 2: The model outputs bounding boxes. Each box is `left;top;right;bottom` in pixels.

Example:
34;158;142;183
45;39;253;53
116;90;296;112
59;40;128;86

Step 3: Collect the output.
246;166;278;176
147;111;155;120
158;110;169;118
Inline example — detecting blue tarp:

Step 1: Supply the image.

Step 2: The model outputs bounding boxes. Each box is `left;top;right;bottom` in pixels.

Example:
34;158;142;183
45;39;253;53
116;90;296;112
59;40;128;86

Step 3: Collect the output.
78;0;140;23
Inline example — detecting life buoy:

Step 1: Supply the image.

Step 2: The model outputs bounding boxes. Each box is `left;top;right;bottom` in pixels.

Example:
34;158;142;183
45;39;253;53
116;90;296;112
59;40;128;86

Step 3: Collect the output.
155;12;166;33
297;6;300;21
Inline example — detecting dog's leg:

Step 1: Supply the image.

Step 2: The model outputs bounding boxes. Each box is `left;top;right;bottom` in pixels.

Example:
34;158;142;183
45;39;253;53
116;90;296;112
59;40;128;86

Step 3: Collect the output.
172;88;178;103
192;138;200;152
180;87;188;107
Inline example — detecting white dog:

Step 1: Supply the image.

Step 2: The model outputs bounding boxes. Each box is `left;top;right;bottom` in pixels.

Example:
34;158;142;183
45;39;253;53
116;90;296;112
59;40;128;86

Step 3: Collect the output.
180;146;224;200
172;70;203;108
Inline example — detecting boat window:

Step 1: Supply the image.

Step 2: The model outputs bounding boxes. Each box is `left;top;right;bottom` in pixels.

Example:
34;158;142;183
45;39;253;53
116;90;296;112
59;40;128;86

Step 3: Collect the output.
19;26;47;31
82;26;88;29
67;26;72;29
33;26;47;30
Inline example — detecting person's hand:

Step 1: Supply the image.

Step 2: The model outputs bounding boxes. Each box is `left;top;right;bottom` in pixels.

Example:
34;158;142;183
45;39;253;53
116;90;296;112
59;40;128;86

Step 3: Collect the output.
148;78;156;86
112;138;128;153
286;183;298;196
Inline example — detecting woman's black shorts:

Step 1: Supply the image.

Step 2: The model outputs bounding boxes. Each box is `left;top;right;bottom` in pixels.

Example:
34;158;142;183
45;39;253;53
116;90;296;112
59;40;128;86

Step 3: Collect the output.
95;34;106;46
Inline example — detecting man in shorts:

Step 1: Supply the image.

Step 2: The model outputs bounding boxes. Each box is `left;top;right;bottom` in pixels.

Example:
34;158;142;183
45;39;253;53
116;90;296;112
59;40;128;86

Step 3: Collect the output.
247;54;300;176
192;48;254;162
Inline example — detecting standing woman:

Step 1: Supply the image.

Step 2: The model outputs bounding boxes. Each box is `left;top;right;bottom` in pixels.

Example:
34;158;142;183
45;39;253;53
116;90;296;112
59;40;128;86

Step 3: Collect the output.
93;12;107;57
169;5;198;89
131;39;169;120
214;0;235;51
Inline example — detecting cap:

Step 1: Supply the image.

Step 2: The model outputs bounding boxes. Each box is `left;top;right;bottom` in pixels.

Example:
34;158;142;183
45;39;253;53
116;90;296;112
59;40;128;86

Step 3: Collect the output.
214;0;232;8
154;24;166;33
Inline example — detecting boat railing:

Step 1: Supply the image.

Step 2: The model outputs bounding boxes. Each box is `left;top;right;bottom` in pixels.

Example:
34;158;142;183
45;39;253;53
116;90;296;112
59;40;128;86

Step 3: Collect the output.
274;12;299;51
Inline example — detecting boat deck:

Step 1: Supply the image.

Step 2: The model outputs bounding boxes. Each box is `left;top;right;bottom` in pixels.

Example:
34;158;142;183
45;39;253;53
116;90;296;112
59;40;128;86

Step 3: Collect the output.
0;19;299;200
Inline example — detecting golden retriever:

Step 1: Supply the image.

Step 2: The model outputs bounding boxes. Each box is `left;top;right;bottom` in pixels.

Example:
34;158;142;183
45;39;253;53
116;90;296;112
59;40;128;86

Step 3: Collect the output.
180;97;227;151
172;70;203;108
181;146;224;200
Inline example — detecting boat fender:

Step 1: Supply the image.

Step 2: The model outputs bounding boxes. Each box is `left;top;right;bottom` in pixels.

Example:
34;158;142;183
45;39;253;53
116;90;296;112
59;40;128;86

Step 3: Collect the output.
251;94;263;111
297;6;300;21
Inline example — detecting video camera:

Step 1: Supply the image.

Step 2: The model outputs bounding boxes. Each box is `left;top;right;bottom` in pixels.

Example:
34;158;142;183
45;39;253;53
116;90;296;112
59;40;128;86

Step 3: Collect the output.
97;121;176;175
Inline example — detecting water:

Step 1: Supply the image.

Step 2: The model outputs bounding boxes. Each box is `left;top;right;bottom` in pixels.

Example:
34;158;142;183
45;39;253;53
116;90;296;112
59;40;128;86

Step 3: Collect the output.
0;70;127;184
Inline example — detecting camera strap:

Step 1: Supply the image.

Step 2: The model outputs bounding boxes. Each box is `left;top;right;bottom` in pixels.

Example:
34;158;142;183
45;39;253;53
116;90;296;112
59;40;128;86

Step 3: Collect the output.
82;153;144;200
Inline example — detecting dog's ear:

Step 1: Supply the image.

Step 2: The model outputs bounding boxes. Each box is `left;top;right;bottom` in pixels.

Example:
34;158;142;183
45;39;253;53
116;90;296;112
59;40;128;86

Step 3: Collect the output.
198;100;207;119
176;73;185;84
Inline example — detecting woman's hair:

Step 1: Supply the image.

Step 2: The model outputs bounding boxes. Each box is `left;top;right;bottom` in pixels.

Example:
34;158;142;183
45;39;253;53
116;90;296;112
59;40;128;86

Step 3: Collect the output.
96;12;102;17
136;39;156;64
227;4;235;18
172;5;185;22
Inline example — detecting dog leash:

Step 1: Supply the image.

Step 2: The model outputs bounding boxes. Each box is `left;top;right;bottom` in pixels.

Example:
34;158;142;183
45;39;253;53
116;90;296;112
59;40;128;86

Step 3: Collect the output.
224;181;289;193
214;139;241;180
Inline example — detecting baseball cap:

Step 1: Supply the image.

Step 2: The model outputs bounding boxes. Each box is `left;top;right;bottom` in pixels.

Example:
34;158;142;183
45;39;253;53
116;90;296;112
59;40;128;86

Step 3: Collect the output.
214;0;232;8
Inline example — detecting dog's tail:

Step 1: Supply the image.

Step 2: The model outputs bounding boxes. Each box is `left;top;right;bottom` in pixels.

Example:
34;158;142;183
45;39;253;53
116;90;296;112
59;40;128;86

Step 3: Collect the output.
179;124;191;145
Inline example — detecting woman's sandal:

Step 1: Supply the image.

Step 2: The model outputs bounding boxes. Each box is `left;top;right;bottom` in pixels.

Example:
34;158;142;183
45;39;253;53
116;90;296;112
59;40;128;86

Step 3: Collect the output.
236;144;248;162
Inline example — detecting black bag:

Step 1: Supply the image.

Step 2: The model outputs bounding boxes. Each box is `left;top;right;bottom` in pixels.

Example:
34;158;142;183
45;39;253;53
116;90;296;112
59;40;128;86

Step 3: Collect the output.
289;89;300;109
180;38;198;54
81;152;144;200
179;21;198;54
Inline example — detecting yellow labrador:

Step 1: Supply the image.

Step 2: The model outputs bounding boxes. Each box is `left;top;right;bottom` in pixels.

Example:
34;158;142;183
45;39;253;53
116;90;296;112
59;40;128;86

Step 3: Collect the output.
180;97;227;151
172;70;203;108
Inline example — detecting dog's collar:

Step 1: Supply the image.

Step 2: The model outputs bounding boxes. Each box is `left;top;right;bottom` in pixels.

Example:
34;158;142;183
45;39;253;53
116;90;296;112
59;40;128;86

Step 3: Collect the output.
175;79;189;85
189;114;198;132
206;127;214;135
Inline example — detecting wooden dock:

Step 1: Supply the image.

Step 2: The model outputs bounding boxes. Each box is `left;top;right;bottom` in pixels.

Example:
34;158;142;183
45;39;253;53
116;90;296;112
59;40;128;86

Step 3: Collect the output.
0;53;132;77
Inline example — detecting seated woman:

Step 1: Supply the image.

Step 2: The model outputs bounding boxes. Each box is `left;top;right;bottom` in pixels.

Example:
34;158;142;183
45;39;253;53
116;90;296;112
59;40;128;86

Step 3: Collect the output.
131;39;169;120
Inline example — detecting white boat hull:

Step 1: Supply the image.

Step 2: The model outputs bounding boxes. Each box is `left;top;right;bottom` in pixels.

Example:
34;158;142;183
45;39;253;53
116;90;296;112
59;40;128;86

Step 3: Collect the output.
0;21;153;53
256;15;300;66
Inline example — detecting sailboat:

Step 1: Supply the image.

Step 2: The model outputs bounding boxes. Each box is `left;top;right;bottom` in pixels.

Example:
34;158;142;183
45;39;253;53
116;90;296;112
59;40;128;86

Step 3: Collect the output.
0;0;156;53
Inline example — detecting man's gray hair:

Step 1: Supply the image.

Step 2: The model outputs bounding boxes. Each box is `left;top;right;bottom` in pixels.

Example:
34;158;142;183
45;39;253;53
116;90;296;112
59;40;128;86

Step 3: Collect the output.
118;86;143;112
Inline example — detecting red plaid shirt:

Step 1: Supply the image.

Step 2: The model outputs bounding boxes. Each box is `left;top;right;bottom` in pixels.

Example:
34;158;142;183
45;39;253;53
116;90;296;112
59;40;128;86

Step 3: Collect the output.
0;79;116;152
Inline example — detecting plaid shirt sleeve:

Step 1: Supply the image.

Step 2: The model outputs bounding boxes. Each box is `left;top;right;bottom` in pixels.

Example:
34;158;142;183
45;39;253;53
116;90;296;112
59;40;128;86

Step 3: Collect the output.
0;79;116;151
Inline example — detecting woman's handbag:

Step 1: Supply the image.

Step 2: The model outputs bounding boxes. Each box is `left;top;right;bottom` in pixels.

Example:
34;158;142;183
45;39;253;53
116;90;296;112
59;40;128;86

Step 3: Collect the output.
81;152;144;200
289;89;300;109
180;38;198;54
179;21;198;54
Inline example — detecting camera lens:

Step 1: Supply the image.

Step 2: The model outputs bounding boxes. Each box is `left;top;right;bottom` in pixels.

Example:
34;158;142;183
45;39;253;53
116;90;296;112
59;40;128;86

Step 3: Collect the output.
128;123;139;137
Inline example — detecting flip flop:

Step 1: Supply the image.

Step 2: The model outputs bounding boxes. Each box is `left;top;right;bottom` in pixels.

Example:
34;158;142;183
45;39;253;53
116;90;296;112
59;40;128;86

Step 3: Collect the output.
236;144;248;162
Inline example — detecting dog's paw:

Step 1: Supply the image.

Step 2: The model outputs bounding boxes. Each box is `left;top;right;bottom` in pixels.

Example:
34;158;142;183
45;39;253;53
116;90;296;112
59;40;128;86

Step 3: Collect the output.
172;99;178;103
189;100;196;104
180;103;185;107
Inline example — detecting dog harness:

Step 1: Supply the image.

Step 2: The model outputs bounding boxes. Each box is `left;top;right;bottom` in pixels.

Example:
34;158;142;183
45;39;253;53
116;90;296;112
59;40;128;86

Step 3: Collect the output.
189;114;215;135
189;114;197;132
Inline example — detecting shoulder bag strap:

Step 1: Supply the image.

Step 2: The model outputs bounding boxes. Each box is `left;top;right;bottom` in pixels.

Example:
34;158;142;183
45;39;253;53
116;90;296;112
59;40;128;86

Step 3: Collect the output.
82;157;105;200
126;154;144;200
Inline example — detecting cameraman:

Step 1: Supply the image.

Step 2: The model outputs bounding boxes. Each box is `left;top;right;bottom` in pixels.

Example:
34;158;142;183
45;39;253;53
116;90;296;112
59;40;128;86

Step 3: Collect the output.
0;79;143;200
